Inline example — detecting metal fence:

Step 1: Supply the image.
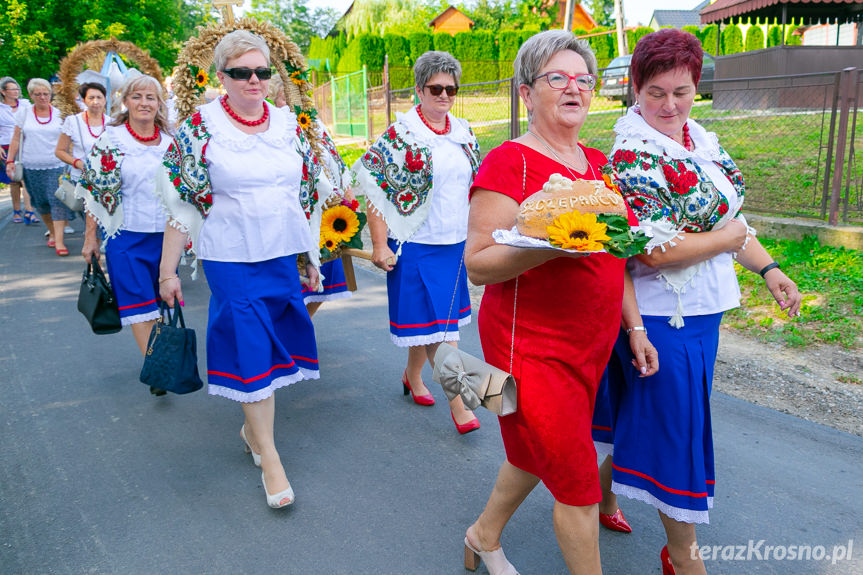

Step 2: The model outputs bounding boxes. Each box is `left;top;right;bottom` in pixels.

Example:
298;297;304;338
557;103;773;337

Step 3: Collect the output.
316;65;861;224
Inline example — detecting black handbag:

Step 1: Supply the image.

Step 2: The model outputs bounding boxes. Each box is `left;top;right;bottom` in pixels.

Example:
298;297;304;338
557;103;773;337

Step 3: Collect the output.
139;302;204;395
77;259;122;335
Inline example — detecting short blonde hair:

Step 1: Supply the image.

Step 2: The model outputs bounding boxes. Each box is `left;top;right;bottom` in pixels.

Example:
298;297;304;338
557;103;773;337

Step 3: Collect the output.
26;78;52;95
214;30;270;72
110;75;171;133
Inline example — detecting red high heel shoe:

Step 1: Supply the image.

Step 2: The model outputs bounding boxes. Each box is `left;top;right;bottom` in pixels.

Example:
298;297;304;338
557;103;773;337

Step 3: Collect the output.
661;546;676;575
402;370;435;406
599;508;632;533
451;411;480;435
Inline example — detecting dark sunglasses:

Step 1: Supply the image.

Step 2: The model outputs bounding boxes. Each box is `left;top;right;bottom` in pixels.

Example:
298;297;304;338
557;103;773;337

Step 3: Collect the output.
424;84;458;97
222;67;273;81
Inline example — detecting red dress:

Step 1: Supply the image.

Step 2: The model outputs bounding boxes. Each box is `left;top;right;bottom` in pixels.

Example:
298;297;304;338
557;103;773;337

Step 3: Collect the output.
471;142;631;506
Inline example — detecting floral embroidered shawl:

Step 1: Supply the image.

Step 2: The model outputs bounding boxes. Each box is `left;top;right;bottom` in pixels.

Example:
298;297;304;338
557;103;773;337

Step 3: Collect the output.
155;104;347;272
610;107;751;327
75;132;126;239
351;108;480;249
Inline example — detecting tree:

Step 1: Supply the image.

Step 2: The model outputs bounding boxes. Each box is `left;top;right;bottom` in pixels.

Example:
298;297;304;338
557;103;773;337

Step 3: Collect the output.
340;0;441;37
585;0;613;28
466;0;519;32
0;0;212;84
744;23;765;51
247;0;338;51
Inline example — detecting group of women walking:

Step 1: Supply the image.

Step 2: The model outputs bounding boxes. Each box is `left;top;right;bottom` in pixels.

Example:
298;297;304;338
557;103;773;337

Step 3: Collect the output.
5;24;802;575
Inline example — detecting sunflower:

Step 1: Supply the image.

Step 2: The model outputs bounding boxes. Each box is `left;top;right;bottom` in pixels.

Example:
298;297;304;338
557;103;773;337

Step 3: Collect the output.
297;111;312;130
290;70;304;85
319;232;338;251
321;205;360;245
194;70;209;89
547;210;610;251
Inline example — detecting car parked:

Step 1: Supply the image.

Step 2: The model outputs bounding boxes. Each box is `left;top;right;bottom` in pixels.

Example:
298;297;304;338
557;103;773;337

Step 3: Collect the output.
598;52;716;102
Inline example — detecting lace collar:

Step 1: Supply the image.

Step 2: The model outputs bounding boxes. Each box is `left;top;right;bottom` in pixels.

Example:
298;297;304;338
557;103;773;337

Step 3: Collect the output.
199;98;297;151
614;106;722;162
396;106;472;146
106;124;170;157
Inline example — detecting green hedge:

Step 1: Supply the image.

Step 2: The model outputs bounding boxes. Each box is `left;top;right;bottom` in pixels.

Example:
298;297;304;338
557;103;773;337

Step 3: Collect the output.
721;24;744;55
383;33;412;89
308;36;343;72
786;22;802;45
701;24;719;55
682;25;700;41
407;32;433;62
433;32;455;54
583;26;616;67
626;26;655;52
767;25;784;47
744;24;765;51
454;30;498;83
337;34;384;73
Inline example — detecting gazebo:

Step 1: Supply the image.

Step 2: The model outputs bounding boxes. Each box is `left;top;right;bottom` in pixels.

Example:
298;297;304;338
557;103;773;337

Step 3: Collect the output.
701;0;863;48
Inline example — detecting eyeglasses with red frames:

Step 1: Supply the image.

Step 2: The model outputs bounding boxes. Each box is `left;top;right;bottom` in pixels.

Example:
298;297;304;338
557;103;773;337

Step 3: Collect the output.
424;84;459;97
533;71;598;91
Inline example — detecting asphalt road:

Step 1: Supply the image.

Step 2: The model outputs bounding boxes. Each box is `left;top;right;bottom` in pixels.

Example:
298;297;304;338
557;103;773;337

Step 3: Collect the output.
1;200;861;575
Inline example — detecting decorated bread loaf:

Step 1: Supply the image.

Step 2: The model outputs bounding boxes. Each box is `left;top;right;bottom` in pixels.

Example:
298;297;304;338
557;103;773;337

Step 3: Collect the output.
515;173;626;239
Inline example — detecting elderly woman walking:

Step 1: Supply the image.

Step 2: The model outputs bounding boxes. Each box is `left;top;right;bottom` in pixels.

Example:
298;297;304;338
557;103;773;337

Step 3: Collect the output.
606;29;801;575
5;78;72;253
463;30;654;574
157;30;347;508
55;82;110;193
352;51;482;434
0;77;38;224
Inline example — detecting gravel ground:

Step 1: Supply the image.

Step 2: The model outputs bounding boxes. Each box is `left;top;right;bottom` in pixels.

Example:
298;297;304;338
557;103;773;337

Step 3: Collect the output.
351;248;863;438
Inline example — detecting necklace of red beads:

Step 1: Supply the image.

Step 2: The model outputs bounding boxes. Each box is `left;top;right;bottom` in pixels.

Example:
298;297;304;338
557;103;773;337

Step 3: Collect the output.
416;105;449;135
34;107;52;125
221;95;268;127
85;111;105;138
125;121;160;143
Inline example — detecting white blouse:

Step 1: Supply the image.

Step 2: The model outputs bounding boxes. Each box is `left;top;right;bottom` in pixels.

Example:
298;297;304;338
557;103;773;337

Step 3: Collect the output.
105;125;170;233
395;108;473;245
61;112;110;180
0;99;29;145
15;105;64;169
194;99;314;263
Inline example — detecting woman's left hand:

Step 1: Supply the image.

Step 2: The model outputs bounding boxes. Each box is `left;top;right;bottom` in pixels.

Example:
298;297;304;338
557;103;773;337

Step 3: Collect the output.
303;263;321;292
628;331;659;377
764;268;802;318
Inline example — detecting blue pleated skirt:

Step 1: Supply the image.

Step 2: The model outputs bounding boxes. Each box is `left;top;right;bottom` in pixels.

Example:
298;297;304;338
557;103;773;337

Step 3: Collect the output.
386;239;471;347
104;231;163;326
302;258;352;304
608;313;722;524
202;255;319;403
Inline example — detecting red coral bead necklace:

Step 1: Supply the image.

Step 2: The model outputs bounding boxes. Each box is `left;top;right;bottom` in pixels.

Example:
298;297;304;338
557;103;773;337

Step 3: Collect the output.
416;105;449;135
34;106;52;125
125;121;160;142
681;122;694;151
221;95;268;127
85;110;104;138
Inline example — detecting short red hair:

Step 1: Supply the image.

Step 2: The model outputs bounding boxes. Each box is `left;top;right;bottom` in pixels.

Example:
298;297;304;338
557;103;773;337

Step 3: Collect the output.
630;29;703;90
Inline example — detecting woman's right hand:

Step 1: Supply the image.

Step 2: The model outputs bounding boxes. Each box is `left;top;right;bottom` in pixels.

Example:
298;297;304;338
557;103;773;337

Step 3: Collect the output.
82;236;101;264
159;277;183;308
372;244;397;271
723;218;749;252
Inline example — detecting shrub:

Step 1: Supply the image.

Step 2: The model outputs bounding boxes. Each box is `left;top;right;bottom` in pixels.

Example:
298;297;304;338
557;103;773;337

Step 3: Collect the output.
407;32;433;62
433;32;455;54
721;23;744;55
786;21;802;45
701;24;719;55
626;26;654;52
767;24;783;47
308;36;343;72
682;25;700;42
383;33;412;89
745;24;765;51
337;33;384;74
455;30;498;83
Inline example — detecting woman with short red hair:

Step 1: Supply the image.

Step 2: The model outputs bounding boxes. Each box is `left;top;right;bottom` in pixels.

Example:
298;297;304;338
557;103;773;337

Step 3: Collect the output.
605;29;801;574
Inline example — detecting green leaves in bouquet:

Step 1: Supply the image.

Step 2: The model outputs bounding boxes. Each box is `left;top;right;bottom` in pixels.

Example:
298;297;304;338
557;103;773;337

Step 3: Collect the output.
597;214;650;259
345;211;367;250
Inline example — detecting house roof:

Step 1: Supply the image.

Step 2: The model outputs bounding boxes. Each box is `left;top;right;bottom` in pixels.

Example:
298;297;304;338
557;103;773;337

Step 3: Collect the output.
701;0;863;25
651;9;703;27
428;6;474;28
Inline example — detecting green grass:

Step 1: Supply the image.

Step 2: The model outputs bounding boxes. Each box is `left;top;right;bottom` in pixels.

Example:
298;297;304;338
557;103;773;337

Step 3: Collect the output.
725;235;862;349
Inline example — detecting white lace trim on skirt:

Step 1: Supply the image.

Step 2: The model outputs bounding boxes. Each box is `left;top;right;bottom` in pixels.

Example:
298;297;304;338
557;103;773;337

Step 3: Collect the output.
390;316;471;347
207;367;319;403
121;309;160;326
303;290;352;304
612;481;712;525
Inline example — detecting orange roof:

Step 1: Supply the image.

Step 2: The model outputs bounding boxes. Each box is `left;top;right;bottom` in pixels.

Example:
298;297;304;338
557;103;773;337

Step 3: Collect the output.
428;6;475;28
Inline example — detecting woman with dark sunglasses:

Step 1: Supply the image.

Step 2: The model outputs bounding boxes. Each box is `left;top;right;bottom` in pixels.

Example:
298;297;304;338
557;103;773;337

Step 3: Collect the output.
156;30;349;509
352;51;482;435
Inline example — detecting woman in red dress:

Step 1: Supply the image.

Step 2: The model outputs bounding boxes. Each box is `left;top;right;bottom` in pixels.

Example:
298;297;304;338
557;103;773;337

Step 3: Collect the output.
463;30;656;575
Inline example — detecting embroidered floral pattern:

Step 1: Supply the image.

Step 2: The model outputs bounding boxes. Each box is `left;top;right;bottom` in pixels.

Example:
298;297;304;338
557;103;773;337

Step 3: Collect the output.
360;124;433;216
163;112;213;217
296;124;322;219
611;138;743;233
81;142;124;215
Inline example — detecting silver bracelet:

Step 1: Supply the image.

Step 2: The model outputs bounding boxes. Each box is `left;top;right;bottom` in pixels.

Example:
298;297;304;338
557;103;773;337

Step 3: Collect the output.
626;326;647;335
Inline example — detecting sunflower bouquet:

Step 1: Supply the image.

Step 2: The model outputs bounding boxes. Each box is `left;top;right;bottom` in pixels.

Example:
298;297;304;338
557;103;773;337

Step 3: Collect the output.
319;196;366;261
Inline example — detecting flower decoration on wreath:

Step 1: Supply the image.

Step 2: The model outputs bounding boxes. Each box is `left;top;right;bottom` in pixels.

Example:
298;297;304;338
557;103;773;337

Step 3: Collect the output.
318;194;366;262
188;64;209;94
172;17;324;157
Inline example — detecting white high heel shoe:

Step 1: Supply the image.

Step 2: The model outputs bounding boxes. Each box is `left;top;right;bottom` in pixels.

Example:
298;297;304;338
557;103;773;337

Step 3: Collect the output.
261;472;294;509
464;536;520;575
240;425;261;467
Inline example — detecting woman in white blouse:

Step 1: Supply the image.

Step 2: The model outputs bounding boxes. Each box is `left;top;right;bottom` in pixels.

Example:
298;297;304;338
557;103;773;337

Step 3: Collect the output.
77;75;172;392
0;77;37;224
157;31;348;509
5;78;71;254
352;51;482;435
55;82;110;188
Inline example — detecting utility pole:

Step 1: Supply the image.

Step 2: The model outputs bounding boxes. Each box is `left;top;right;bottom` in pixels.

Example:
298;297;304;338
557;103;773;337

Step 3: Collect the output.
614;0;628;56
564;0;574;31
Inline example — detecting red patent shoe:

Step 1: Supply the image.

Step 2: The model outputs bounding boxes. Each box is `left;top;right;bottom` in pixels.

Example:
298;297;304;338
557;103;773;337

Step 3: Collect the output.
402;370;435;406
599;508;632;533
661;545;675;575
451;411;480;435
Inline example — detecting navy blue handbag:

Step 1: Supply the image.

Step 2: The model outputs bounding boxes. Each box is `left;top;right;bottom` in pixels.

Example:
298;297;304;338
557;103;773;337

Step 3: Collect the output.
139;302;203;395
